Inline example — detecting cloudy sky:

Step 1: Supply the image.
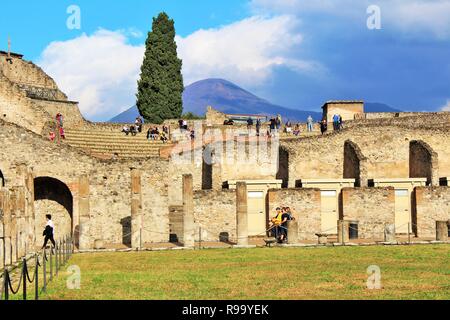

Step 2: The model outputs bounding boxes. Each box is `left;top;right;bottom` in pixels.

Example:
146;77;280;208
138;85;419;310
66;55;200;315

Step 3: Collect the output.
1;0;449;121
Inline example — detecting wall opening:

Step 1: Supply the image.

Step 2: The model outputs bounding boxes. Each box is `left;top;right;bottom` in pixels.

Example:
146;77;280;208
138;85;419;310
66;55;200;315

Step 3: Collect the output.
0;170;4;187
409;140;437;186
344;141;364;187
34;177;73;239
276;147;289;188
202;146;213;190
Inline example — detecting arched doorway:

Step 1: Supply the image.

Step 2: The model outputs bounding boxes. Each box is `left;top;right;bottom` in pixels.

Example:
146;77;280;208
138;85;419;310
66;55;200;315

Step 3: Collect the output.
344;140;367;187
409;140;438;186
34;177;73;241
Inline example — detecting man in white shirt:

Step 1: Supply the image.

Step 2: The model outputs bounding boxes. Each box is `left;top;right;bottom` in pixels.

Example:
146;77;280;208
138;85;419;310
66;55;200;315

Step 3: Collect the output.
42;214;56;249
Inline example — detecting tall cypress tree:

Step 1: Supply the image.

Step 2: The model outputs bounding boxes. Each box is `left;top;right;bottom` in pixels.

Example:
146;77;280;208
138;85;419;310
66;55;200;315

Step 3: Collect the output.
136;12;184;124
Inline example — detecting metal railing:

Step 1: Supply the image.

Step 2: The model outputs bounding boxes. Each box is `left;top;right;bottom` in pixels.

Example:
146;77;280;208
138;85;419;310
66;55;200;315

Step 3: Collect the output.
1;234;73;300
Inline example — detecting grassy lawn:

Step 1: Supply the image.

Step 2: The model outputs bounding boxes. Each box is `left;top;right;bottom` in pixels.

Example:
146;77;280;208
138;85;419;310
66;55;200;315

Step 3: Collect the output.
39;245;449;300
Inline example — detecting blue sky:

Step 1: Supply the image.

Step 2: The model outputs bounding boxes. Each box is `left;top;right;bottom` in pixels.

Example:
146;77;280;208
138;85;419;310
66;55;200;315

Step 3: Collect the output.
1;0;449;121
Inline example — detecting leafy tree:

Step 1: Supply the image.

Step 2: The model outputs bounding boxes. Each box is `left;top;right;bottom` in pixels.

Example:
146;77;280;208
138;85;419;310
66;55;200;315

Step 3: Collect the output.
136;12;184;124
182;112;205;120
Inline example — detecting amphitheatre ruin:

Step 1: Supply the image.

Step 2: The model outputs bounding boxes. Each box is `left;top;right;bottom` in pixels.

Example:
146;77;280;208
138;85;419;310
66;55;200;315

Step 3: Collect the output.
0;49;449;267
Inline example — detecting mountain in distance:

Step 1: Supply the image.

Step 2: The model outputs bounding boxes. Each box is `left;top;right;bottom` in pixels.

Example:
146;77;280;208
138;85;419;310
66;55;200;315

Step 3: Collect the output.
109;78;402;123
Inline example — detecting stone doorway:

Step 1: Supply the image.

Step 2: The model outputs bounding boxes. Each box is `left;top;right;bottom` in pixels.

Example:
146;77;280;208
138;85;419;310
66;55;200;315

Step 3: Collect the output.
34;177;73;241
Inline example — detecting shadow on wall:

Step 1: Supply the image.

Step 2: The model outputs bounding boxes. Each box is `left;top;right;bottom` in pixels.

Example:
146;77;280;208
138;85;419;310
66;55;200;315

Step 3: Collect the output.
120;216;131;247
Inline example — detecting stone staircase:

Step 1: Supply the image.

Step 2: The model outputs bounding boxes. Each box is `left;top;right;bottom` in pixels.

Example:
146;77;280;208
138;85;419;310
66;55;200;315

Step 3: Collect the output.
64;129;173;159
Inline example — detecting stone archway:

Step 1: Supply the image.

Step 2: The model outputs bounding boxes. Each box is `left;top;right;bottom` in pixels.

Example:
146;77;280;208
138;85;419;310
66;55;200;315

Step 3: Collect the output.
344;140;368;187
34;177;73;241
409;140;438;186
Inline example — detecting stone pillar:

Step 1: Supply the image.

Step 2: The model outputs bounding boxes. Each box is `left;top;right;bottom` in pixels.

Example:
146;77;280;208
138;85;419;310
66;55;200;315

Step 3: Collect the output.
78;175;91;250
337;220;349;243
236;182;248;246
131;168;143;249
182;174;195;247
287;220;299;244
436;221;448;241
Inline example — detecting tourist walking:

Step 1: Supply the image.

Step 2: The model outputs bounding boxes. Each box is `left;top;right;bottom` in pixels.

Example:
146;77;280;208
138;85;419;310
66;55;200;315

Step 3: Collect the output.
333;114;340;131
256;118;261;136
320;119;328;135
42;214;56;249
307;115;314;132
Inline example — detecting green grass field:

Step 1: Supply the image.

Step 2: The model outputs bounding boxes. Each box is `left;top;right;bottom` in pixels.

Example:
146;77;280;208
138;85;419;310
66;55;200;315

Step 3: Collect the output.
39;245;449;300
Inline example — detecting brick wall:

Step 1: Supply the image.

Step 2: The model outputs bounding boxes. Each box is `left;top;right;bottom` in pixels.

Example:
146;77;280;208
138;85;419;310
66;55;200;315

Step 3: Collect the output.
341;187;395;239
415;187;450;238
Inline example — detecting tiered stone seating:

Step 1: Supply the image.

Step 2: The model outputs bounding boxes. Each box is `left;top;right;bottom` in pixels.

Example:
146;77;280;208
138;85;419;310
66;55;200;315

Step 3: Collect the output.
64;129;172;159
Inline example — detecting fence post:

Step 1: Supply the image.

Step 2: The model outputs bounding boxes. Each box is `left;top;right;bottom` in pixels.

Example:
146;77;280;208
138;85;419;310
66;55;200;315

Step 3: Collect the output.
3;266;9;300
199;227;202;250
43;249;47;292
35;254;39;300
408;223;411;245
56;241;59;276
22;258;27;300
3;269;8;300
49;245;53;281
63;237;66;264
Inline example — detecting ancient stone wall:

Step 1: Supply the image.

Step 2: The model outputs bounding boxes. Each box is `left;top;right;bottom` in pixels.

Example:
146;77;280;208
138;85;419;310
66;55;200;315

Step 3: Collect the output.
414;187;450;238
193;189;236;242
267;188;321;241
0;119;171;251
341;187;395;239
283;123;450;188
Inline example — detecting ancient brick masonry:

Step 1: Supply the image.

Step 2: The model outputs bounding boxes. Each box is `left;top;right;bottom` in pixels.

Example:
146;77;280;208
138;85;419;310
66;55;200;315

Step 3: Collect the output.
0;52;449;263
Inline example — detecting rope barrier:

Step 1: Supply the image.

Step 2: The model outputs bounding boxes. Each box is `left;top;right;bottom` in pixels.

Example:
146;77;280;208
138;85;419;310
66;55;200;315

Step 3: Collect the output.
0;234;73;301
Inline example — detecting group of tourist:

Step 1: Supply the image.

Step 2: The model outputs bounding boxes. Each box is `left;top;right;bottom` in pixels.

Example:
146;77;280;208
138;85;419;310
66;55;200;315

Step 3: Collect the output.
178;119;195;140
147;126;169;143
269;207;295;243
122;117;144;136
244;114;319;138
49;113;65;141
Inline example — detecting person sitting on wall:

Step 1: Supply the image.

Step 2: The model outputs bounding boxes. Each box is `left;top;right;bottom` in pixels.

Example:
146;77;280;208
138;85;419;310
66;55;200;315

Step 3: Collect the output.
279;208;292;243
269;207;283;240
293;123;300;136
135;117;143;133
160;131;168;143
122;125;130;136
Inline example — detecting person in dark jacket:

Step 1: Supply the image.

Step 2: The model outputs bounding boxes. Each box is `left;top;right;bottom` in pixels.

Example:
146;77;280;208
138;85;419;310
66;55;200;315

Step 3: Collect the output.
42;214;56;249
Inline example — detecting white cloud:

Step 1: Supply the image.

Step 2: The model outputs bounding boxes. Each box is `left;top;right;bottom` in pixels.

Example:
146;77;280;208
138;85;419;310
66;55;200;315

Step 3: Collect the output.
37;29;145;121
37;16;322;121
251;0;450;38
442;100;450;111
176;15;323;87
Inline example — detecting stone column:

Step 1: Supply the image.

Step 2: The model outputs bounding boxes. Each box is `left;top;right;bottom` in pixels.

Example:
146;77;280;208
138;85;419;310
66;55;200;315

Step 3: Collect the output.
0;189;9;267
337;220;349;243
236;182;248;246
131;168;143;249
182;174;195;247
78;175;91;250
436;221;448;241
287;220;299;244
